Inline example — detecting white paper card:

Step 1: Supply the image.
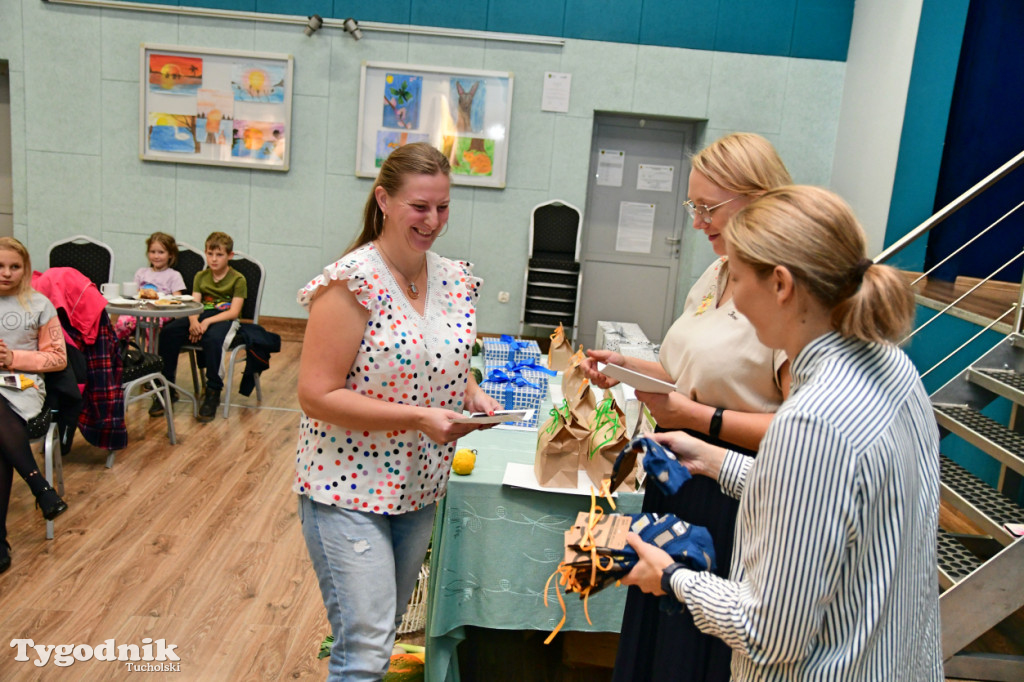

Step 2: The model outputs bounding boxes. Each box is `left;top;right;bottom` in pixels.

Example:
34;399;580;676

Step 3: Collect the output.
596;149;624;187
541;72;572;113
615;201;655;253
452;409;533;424
597;362;675;394
637;164;674;192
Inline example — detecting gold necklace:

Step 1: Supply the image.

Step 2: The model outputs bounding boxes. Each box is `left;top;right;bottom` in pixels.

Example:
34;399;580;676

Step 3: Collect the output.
375;241;426;300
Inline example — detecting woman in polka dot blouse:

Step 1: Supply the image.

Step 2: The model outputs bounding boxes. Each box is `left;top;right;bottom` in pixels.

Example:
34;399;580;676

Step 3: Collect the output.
294;143;501;681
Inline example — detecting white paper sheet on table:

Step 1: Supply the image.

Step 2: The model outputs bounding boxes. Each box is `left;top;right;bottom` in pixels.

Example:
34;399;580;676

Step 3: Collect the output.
501;462;614;497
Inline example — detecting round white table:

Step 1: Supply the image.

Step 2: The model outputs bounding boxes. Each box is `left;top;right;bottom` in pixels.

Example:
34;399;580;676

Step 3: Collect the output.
105;298;203;354
106;298;204;418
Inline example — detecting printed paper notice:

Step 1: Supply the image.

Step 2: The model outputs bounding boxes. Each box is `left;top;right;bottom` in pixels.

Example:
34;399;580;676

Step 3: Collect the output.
597;149;625;187
616;202;656;253
637;164;674;192
541;72;572;113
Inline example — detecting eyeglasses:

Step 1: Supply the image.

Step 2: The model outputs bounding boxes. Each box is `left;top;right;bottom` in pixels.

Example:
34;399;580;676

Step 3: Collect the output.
683;196;739;224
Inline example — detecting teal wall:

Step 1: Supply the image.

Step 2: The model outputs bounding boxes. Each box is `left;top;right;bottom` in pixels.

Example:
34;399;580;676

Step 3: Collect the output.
106;0;856;61
0;0;846;324
883;0;970;270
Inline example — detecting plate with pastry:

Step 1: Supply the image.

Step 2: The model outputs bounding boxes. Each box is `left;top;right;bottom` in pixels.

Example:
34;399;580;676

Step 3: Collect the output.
135;288;161;300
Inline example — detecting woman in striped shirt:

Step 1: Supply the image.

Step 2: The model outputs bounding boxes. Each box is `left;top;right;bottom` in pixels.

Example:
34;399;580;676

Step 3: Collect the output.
624;185;943;681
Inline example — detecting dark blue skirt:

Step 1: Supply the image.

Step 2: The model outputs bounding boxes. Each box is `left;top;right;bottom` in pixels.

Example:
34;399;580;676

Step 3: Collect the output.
611;429;755;682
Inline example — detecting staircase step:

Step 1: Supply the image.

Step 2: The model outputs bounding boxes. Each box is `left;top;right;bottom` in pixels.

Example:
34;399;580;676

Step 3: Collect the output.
969;367;1024;405
937;529;982;590
933;404;1024;478
939;454;1024;545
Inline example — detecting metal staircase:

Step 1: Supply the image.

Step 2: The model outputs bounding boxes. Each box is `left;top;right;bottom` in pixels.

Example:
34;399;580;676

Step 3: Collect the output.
875;149;1024;682
930;336;1024;681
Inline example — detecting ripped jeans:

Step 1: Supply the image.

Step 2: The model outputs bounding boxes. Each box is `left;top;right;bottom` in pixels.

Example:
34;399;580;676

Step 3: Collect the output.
298;495;436;681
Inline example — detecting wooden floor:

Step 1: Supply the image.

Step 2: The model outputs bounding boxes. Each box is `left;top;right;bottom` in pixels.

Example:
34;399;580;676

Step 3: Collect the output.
0;326;331;680
1;317;1019;680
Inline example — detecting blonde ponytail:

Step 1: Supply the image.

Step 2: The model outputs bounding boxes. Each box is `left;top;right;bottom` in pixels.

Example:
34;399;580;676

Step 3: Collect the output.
725;186;915;344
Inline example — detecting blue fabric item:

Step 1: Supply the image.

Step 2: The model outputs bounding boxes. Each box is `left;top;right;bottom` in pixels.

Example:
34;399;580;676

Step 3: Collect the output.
611;436;692;495
630;513;716;573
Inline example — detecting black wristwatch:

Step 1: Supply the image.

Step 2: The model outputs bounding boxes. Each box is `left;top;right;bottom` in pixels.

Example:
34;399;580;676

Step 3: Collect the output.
661;562;686;596
709;407;724;441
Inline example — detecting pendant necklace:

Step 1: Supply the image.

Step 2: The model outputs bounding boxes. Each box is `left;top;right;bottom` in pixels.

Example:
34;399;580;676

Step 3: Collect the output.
375;241;426;300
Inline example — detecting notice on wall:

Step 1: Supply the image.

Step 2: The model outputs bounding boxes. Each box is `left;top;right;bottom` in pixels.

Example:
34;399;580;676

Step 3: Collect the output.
597;149;625;187
637;164;674;192
541;72;572;113
616;202;656;253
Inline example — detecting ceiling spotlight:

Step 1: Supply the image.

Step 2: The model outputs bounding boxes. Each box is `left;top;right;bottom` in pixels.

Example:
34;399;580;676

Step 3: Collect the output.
342;17;363;41
303;14;323;37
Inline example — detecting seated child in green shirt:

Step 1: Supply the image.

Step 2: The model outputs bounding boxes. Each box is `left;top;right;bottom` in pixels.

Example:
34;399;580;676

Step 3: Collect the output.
157;231;247;422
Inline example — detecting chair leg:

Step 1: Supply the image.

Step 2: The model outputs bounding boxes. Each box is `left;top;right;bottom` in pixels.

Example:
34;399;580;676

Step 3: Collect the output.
221;346;246;419
188;348;202;395
106;450;116;468
160;380;177;445
43;423;59;540
222;350;235;419
255;373;263;402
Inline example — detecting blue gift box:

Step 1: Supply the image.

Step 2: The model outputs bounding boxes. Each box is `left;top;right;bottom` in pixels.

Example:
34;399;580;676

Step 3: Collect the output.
482;335;542;366
488;358;557;387
480;367;546;428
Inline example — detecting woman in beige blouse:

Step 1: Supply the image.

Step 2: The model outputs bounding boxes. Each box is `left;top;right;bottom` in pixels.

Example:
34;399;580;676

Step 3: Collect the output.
581;133;792;682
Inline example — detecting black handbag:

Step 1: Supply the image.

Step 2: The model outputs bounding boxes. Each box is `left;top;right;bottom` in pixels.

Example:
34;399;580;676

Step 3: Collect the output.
120;338;148;371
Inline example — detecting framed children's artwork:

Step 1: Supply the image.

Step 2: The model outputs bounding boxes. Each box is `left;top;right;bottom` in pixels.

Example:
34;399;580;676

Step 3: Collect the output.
139;44;294;171
356;62;514;189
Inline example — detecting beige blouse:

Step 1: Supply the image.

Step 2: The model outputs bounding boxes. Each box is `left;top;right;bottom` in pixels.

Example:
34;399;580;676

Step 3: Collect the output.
659;258;785;415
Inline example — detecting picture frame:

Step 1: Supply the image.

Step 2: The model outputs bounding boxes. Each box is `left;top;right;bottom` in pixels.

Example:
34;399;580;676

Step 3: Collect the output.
356;61;514;189
139;43;294;171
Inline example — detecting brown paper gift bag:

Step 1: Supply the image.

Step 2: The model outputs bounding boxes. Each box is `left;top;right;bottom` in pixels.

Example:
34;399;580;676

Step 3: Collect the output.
548;323;573;372
535;400;589;488
569;380;597;424
584;392;633;491
561;345;589;405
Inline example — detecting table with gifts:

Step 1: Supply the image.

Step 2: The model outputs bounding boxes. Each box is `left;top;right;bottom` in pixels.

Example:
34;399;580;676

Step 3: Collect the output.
424;421;643;682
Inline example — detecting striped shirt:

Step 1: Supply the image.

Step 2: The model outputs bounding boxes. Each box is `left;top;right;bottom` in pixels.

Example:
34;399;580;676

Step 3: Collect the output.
672;332;943;681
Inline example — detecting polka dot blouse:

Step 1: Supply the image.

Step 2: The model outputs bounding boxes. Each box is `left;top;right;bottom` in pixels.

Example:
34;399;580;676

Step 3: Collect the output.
293;243;482;515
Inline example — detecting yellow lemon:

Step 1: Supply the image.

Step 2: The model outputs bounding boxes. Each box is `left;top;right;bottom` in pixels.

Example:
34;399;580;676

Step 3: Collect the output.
452;449;477;475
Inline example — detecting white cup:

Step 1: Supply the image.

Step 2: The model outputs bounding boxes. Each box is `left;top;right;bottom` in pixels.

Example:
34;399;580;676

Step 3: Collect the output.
100;282;120;300
122;282;139;298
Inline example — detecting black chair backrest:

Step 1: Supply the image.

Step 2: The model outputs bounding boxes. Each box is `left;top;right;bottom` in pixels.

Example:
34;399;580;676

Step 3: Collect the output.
229;256;264;322
49;239;112;289
175;247;206;294
532;203;580;256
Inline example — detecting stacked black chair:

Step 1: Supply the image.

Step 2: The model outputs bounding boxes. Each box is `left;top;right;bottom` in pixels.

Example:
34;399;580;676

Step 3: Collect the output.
519;200;583;340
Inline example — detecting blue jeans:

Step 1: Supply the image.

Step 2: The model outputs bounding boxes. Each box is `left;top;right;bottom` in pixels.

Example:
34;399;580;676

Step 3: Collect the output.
299;495;436;681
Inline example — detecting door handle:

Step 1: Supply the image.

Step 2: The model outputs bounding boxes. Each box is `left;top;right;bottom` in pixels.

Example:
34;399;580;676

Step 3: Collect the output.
665;236;681;244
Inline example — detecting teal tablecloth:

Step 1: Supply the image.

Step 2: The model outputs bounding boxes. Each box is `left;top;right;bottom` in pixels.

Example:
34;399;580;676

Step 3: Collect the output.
424;424;642;682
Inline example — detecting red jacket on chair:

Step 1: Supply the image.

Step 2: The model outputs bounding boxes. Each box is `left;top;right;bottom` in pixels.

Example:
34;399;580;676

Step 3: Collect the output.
33;268;127;451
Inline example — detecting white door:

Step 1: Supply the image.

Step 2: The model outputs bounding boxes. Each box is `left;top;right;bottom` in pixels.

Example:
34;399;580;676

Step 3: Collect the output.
577;114;697;350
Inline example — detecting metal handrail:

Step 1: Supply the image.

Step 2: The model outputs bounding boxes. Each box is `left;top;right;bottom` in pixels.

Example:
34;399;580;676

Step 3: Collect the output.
875;148;1024;264
904;250;1024;343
